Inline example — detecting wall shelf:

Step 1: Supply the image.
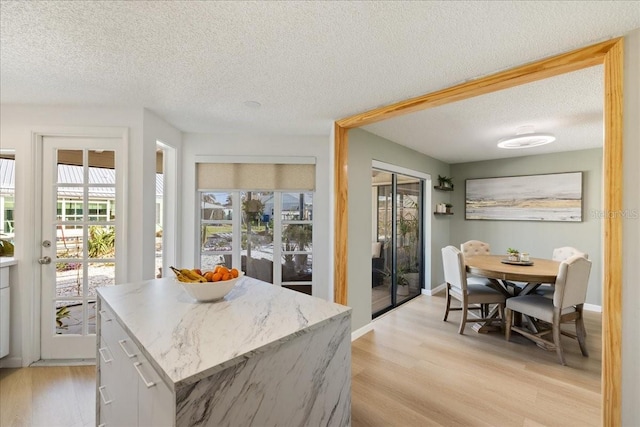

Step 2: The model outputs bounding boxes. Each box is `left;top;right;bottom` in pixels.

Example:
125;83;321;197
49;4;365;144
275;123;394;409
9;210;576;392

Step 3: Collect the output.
434;185;454;191
434;212;454;216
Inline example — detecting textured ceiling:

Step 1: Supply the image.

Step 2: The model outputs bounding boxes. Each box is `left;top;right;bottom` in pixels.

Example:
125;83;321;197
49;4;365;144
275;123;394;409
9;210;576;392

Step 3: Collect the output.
364;65;604;163
1;1;639;161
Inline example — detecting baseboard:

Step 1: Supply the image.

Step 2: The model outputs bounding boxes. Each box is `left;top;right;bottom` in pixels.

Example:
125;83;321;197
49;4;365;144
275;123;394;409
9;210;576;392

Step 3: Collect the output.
30;358;96;367
0;356;23;369
351;323;374;341
583;303;602;313
422;283;446;296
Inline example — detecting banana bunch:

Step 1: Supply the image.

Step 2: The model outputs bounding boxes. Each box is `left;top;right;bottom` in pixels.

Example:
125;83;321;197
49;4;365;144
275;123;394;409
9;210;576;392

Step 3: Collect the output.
170;266;207;283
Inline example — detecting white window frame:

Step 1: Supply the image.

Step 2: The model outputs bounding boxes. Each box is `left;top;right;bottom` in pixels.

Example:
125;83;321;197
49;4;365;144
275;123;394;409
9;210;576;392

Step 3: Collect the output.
197;189;314;289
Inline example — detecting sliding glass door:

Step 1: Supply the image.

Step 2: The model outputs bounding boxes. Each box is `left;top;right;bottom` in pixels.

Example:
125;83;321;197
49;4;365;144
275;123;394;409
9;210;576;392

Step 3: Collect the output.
372;168;424;317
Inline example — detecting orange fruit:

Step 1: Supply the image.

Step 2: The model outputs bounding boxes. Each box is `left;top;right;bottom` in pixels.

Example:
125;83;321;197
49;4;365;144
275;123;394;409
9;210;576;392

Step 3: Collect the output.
212;272;222;282
231;268;239;278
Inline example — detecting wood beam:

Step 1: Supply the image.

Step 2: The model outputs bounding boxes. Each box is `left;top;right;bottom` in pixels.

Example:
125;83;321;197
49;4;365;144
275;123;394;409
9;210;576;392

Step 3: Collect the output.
334;123;349;305
333;37;624;423
602;38;623;427
337;38;621;129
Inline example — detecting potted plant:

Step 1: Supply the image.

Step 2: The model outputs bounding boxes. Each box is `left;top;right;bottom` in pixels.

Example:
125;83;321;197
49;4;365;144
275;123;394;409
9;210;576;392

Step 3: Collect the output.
445;203;453;213
396;269;410;296
437;175;454;189
283;224;312;269
507;247;520;261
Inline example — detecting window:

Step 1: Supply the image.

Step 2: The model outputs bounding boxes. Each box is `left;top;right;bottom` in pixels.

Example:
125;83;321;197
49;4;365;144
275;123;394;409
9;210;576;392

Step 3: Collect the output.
0;154;16;252
196;161;316;295
199;190;313;294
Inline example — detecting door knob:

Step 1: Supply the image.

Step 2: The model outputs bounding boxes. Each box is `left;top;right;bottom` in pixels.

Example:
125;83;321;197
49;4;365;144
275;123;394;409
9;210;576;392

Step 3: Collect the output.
38;256;52;265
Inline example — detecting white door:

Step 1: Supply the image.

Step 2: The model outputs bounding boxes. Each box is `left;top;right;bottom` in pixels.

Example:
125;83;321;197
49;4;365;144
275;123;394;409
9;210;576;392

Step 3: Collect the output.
40;136;125;359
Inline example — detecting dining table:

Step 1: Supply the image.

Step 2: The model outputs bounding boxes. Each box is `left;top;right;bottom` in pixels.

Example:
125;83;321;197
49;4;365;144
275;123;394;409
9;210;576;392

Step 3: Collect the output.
464;254;560;332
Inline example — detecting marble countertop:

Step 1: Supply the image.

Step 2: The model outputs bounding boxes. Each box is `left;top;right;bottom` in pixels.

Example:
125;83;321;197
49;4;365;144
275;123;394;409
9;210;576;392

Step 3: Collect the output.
97;277;351;388
0;257;17;268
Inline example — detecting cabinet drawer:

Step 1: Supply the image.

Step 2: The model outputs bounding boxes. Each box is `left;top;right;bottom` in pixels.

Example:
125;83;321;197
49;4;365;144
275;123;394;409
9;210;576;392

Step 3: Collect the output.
0;267;8;285
97;383;115;426
98;305;120;349
99;306;140;360
136;357;174;427
97;339;116;387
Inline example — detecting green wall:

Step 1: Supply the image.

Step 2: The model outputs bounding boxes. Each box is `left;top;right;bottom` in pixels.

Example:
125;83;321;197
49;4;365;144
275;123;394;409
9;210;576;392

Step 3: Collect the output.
348;129;450;331
450;148;603;306
348;128;603;331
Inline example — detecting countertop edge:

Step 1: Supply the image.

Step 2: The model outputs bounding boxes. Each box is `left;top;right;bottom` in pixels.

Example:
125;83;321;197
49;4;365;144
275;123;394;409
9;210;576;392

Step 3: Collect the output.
175;309;351;387
0;257;17;267
97;284;352;389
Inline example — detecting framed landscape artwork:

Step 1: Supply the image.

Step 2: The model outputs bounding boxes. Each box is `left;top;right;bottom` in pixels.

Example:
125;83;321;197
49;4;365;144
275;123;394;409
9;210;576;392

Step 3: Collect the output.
465;172;583;222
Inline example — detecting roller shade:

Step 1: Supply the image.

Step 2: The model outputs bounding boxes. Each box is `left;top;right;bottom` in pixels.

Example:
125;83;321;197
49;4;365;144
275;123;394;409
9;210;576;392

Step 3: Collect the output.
197;163;315;191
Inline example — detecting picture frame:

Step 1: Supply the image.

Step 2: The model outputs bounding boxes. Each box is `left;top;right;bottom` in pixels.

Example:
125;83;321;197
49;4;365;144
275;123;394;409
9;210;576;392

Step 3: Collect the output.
465;172;583;222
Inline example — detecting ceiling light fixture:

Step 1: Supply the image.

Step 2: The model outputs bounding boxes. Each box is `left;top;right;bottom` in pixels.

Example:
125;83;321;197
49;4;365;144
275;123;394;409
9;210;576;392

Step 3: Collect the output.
497;126;555;149
243;101;262;109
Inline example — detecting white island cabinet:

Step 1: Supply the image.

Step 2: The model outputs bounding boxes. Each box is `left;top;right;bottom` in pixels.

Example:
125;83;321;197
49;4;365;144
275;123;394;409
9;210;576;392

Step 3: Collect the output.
0;257;17;359
96;276;352;427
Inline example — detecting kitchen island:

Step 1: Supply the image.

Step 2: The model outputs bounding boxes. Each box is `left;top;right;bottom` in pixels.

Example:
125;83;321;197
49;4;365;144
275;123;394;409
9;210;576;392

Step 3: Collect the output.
96;276;351;427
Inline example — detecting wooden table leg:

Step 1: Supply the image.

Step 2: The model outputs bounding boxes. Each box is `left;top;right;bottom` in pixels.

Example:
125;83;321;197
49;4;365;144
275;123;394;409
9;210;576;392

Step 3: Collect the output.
472;304;502;333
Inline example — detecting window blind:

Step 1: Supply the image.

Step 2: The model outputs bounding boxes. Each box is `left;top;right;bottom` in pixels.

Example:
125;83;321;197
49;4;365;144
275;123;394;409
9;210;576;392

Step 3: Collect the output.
197;163;315;191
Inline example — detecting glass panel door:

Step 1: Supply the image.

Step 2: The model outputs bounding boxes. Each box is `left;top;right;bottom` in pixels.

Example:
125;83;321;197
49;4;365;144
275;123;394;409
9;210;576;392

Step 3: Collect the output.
241;191;274;283
40;137;123;360
372;169;423;318
372;171;392;314
396;175;422;305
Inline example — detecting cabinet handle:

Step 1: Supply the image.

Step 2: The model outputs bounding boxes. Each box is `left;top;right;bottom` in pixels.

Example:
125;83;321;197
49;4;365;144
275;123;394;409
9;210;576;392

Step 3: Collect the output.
98;347;113;363
98;385;113;405
118;339;136;358
99;310;112;322
133;361;156;388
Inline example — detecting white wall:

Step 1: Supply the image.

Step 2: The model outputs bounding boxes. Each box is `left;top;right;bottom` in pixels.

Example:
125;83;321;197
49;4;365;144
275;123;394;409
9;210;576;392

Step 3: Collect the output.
0;105;181;367
143;109;183;277
622;28;640;427
180;133;332;301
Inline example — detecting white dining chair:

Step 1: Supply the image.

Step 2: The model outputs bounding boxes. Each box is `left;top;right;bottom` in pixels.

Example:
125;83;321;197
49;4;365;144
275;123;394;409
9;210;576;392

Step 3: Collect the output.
552;246;588;262
442;245;506;334
460;240;491;257
461;240;521;295
460;240;495;288
537;247;589;298
505;254;592;365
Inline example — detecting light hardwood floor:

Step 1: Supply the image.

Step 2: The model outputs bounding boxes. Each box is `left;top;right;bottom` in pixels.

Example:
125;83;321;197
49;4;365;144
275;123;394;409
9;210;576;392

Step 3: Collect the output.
0;293;601;427
352;294;601;427
0;365;95;427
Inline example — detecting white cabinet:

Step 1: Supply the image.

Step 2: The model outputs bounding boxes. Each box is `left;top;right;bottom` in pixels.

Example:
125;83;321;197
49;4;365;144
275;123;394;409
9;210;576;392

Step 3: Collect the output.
97;302;174;427
137;358;174;426
0;264;12;359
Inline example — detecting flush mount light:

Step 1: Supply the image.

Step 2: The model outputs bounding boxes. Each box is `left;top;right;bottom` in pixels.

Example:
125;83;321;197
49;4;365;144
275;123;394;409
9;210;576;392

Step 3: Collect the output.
243;101;262;109
497;127;556;149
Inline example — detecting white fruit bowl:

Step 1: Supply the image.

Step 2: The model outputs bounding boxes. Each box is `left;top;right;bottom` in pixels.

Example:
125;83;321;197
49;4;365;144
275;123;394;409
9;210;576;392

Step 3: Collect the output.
179;272;244;302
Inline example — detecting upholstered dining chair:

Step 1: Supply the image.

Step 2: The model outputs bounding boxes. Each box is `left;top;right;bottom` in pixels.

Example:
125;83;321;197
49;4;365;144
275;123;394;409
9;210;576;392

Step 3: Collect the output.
505;254;592;365
537;247;589;298
442;245;506;334
460;240;519;295
460;240;495;287
552;246;588;262
460;240;491;257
